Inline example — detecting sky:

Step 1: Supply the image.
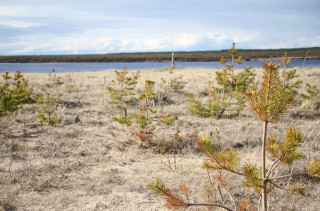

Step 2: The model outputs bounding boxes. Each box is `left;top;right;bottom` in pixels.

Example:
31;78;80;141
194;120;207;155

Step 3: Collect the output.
0;0;319;55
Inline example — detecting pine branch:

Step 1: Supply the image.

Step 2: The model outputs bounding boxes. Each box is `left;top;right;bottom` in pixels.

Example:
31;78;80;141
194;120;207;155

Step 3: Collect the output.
184;203;234;211
197;136;244;176
268;173;309;181
208;158;244;176
265;157;282;179
148;178;234;211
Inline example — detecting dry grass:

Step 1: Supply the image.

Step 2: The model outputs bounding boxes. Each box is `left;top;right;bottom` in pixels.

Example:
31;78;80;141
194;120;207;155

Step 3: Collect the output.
0;67;319;210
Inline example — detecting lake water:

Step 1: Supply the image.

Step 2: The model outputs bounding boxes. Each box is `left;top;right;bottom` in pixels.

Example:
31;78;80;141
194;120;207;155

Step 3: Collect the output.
1;60;320;73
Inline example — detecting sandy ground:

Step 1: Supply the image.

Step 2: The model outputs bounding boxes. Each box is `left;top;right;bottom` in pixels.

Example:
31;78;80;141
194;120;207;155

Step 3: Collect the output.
0;66;320;210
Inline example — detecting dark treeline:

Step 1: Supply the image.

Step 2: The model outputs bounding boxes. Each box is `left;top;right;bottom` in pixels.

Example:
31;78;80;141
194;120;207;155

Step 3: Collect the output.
0;47;319;63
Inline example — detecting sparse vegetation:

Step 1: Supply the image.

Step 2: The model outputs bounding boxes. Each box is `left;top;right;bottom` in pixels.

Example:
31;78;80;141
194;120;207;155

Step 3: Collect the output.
0;50;319;210
187;43;256;119
149;62;320;211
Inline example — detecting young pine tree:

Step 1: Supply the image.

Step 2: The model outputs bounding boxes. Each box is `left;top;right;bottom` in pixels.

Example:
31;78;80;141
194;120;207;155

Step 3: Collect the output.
45;68;64;88
131;80;157;145
149;62;320;211
36;92;63;126
131;80;178;146
107;67;140;126
160;66;185;93
0;71;33;117
188;43;255;119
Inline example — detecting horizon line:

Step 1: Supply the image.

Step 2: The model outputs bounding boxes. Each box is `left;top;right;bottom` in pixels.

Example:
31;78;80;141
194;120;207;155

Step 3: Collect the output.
1;46;320;57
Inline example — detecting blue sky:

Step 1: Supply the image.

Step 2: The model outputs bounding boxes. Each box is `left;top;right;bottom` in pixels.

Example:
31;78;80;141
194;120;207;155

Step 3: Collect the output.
0;0;319;55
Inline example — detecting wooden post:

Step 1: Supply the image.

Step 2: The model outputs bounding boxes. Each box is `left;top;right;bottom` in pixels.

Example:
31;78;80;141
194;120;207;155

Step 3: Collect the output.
303;50;309;67
171;52;175;69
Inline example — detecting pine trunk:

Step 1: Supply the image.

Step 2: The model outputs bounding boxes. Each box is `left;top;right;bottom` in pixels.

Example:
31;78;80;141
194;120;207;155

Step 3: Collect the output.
262;120;268;211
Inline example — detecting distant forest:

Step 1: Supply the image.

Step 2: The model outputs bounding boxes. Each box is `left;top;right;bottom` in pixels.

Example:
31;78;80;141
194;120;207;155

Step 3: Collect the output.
0;47;319;63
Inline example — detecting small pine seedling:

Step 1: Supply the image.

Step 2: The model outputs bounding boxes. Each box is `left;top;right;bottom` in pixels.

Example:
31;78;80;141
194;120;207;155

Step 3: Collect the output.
107;67;140;125
36;92;63;126
0;71;33;117
45;69;64;88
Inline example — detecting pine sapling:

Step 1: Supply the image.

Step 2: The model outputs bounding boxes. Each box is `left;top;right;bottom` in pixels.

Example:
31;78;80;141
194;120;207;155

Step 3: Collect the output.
131;80;178;146
161;66;185;93
149;61;320;211
188;43;255;119
245;61;319;210
36;92;63;126
45;69;64;88
158;123;181;172
131;80;156;146
0;71;33;117
107;67;140;125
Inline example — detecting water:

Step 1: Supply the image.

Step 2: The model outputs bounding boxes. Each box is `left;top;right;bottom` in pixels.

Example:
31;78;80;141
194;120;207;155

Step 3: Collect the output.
1;60;320;73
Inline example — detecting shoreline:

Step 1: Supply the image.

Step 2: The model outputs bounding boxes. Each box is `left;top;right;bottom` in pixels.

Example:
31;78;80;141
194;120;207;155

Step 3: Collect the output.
1;47;319;63
1;56;320;63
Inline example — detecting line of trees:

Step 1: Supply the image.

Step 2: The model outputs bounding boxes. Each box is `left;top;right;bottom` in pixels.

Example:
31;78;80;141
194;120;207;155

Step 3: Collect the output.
0;47;319;63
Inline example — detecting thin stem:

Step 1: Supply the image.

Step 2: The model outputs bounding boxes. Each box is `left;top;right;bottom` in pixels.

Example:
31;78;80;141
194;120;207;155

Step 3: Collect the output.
258;196;262;211
262;120;268;211
268;173;309;181
266;157;282;179
217;171;237;210
217;184;224;202
227;192;237;211
300;120;319;151
268;180;285;190
185;203;234;211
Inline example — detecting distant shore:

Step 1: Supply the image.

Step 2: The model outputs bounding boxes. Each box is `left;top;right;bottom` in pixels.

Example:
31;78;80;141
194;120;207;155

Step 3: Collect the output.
1;47;319;63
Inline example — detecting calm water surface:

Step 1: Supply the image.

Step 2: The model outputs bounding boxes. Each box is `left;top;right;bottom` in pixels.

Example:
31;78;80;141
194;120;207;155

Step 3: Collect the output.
1;60;320;73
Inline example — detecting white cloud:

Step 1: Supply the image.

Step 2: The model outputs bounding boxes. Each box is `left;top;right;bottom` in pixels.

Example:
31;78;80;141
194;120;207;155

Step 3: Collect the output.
208;31;259;46
0;0;319;54
172;34;201;47
8;46;35;54
0;20;43;28
0;5;60;18
118;34;202;52
1;33;113;54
